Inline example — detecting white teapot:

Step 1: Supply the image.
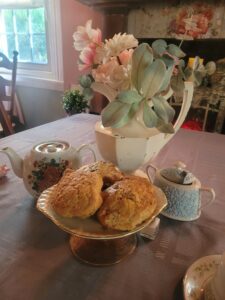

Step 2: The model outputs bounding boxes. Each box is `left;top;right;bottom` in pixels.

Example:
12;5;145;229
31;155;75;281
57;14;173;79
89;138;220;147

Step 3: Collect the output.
0;140;96;198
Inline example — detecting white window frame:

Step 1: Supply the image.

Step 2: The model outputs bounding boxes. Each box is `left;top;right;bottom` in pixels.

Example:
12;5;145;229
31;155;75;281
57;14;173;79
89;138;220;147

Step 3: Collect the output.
0;0;64;91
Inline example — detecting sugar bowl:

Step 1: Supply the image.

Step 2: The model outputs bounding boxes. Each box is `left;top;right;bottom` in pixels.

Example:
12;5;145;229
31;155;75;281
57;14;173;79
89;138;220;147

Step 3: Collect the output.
146;161;215;221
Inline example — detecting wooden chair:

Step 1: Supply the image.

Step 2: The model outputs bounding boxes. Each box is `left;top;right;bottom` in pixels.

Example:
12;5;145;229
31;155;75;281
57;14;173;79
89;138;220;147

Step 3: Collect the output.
0;51;18;136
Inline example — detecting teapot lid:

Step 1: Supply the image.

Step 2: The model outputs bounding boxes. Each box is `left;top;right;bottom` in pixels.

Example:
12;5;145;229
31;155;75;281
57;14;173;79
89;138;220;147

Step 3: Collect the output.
160;161;195;185
34;141;70;154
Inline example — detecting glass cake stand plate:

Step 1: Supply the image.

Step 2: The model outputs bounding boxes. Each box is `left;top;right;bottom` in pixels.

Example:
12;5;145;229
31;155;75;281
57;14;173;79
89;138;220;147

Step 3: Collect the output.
183;255;221;300
36;185;167;266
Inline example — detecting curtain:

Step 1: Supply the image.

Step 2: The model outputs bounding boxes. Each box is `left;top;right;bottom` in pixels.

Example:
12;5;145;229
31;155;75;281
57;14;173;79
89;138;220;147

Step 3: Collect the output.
0;0;44;9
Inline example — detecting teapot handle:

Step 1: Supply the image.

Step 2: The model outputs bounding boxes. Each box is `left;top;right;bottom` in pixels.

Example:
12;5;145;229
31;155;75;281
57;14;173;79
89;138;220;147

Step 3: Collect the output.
146;164;157;183
200;186;215;208
76;144;96;166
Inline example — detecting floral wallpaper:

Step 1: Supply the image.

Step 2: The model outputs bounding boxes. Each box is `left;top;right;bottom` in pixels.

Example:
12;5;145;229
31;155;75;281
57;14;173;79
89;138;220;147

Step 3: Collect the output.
128;2;225;39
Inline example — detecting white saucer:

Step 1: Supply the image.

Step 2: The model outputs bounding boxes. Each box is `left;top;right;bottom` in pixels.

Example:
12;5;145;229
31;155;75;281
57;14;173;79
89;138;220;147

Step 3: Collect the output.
183;255;221;300
160;210;201;222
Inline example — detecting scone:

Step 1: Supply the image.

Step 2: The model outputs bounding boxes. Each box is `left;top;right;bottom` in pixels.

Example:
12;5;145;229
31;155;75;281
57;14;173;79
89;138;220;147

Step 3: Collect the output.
50;168;103;218
97;175;157;231
79;161;124;185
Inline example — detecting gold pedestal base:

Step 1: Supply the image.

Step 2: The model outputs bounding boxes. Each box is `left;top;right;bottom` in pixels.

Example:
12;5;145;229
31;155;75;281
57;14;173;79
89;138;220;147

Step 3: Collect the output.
70;234;137;266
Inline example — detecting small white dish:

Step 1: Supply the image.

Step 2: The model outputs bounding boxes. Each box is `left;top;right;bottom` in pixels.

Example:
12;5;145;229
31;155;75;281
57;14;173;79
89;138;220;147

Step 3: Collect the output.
160;210;201;221
183;255;221;300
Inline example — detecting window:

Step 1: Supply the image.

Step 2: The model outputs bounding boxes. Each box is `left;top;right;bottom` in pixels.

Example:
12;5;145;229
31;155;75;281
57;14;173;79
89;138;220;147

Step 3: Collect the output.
0;0;63;90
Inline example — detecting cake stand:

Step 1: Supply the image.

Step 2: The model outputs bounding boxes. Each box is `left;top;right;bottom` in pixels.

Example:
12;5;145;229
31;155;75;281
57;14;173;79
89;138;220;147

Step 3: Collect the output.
36;185;167;266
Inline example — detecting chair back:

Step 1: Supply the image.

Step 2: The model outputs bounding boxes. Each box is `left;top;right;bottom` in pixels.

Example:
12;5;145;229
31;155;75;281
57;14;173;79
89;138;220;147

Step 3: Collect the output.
0;51;18;135
0;51;18;116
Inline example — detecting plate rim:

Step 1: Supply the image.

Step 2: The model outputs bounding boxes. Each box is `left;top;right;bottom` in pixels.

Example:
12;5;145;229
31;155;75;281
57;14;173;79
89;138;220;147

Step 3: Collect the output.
183;254;221;300
36;184;167;240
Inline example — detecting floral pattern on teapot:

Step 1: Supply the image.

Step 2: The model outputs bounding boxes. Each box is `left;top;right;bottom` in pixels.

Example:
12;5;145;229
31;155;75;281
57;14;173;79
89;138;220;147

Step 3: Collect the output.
27;158;70;194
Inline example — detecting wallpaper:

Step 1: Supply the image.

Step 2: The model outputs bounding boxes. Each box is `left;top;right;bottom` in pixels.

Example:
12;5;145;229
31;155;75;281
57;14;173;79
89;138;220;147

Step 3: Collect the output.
128;1;225;39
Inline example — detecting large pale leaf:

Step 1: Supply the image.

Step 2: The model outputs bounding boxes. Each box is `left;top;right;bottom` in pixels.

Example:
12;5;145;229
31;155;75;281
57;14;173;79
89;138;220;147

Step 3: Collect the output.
167;44;185;58
142;59;167;99
91;82;117;102
131;43;153;92
143;100;158;128
152;39;167;56
116;90;143;105
158;65;174;93
161;55;175;68
102;101;131;128
171;74;185;93
152;96;175;123
129;102;140;119
157;120;175;133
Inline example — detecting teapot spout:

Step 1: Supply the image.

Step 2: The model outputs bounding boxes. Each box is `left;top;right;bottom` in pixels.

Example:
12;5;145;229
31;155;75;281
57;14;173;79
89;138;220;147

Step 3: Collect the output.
0;147;23;178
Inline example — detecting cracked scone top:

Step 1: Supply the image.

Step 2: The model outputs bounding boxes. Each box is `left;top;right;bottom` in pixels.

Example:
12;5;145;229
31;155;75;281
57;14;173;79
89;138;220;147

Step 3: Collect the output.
50;168;103;218
79;161;124;185
97;175;157;231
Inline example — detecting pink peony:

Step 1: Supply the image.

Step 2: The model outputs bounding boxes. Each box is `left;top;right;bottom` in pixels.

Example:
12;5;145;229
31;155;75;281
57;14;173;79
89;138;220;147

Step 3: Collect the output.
73;20;102;51
92;57;130;91
78;46;96;71
118;49;133;66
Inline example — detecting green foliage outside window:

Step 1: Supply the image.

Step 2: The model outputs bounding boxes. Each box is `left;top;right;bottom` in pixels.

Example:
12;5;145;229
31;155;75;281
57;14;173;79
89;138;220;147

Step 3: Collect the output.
1;8;47;63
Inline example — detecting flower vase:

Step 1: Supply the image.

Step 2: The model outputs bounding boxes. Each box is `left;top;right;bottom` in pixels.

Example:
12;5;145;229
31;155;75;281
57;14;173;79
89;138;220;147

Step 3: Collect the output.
95;82;193;173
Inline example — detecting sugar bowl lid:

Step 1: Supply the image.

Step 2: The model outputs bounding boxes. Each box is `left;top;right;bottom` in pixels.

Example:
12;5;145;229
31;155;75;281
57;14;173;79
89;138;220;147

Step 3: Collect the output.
160;161;195;185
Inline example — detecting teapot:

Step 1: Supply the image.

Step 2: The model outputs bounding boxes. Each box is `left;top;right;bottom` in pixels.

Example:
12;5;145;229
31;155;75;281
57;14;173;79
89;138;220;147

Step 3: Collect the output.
146;161;215;221
0;140;96;198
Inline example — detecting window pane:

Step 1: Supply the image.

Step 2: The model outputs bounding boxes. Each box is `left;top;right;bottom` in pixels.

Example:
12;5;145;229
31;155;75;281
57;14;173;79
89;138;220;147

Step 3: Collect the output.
32;34;47;64
15;9;29;33
17;34;31;62
2;10;14;33
30;8;45;33
6;34;16;59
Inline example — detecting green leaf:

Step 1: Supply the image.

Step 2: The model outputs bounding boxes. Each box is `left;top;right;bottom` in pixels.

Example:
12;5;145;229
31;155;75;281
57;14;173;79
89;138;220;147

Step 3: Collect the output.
177;59;186;78
158;65;174;93
193;70;203;86
91;82;117;101
83;87;94;101
143;100;158;128
152;96;175;123
116;90;143;105
152;39;167;56
161;55;175;68
131;43;153;92
167;44;185;58
157;120;175;133
184;67;192;80
171;74;185;93
79;75;93;88
101;101;131;128
142;59;167;99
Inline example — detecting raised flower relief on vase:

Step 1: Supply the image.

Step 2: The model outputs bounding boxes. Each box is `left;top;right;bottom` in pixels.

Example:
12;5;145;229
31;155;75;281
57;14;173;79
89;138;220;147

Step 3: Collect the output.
73;20;194;172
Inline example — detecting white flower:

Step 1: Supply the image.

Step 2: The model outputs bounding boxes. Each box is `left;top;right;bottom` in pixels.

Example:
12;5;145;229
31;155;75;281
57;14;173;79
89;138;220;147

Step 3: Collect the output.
96;33;138;63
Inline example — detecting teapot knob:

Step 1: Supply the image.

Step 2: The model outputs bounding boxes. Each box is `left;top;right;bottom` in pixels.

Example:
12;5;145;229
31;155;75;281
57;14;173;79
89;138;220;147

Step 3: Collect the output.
47;145;57;153
174;161;186;169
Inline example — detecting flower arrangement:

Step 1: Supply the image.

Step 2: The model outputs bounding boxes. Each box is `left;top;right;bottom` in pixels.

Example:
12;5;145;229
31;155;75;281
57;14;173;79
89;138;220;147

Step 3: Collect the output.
73;20;191;135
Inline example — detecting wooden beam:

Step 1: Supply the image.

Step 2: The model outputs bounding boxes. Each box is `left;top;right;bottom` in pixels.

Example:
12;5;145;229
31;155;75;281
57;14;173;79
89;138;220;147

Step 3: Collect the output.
76;0;145;13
